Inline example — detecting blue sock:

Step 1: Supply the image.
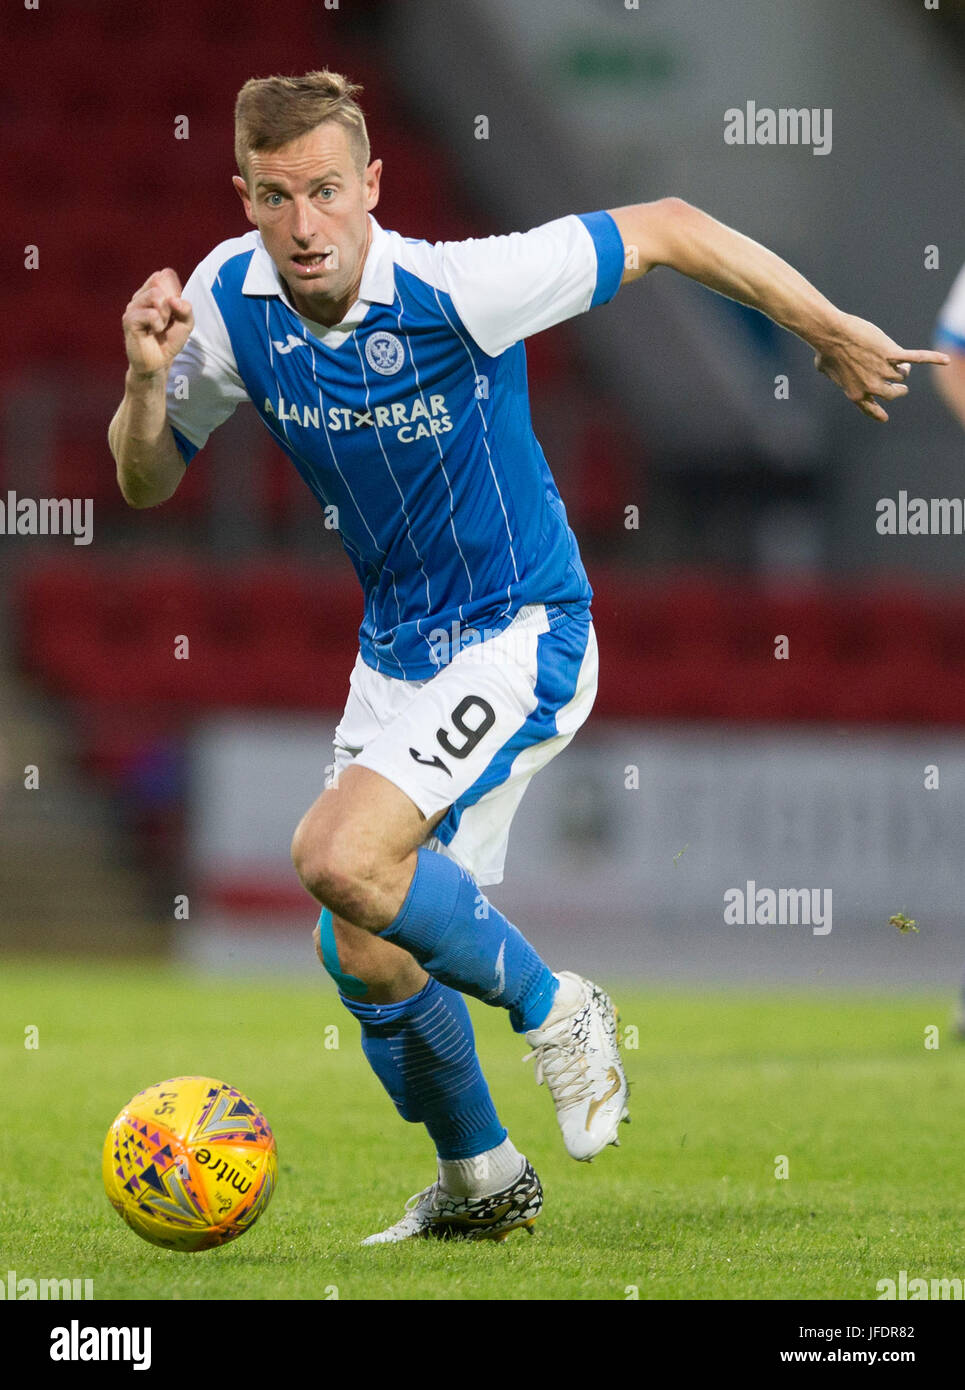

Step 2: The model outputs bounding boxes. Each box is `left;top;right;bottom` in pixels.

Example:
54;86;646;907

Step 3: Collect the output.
379;847;559;1033
340;977;507;1160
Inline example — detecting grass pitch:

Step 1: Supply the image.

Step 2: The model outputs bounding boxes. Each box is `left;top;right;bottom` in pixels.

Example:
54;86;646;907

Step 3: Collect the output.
1;959;962;1301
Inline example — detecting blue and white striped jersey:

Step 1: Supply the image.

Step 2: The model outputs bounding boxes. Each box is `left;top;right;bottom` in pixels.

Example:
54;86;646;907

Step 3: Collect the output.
166;210;625;678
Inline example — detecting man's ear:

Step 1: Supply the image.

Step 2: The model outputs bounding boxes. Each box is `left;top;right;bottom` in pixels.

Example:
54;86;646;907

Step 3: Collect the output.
232;175;256;226
364;159;383;213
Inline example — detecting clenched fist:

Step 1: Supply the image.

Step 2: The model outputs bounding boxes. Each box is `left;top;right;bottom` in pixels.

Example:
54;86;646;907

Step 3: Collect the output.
122;269;194;379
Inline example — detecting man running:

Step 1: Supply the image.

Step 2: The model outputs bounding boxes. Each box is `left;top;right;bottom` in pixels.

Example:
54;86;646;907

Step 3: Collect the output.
109;70;947;1243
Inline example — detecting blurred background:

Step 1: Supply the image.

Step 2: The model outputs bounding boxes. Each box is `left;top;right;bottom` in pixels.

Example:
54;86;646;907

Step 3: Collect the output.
1;0;964;986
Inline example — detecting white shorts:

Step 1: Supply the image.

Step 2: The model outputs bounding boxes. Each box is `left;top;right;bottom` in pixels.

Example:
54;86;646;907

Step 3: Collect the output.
326;602;598;886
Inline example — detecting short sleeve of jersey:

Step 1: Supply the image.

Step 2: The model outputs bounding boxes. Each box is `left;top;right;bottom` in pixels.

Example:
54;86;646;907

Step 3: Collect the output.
936;262;965;351
397;211;625;358
165;254;250;463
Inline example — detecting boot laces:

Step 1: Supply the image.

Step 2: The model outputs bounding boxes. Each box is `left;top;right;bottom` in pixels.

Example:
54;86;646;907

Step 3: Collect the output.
522;1037;594;1113
403;1183;439;1215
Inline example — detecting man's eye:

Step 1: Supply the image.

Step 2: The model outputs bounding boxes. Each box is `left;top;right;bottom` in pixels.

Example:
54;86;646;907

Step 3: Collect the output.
266;194;283;207
318;188;336;200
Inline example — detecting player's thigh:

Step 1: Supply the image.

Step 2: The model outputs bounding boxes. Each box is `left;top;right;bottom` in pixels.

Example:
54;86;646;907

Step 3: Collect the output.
292;762;449;885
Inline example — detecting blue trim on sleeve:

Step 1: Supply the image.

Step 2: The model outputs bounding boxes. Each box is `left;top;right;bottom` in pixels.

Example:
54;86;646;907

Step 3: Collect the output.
578;210;625;307
170;425;200;465
936;325;965;352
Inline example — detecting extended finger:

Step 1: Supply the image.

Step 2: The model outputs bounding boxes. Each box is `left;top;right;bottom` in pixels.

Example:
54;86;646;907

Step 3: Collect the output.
891;349;951;366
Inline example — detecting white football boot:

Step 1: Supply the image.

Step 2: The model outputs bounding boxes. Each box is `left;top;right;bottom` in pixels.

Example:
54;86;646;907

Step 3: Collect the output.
361;1159;542;1244
523;972;630;1161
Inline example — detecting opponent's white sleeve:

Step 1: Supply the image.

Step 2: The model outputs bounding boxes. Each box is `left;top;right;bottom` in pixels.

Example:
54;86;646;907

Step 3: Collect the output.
393;211;626;358
936;262;965;350
165;248;250;456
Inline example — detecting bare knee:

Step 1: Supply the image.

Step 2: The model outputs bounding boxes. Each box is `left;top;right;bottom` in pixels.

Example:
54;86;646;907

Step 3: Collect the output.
293;821;374;919
291;766;448;928
292;793;401;925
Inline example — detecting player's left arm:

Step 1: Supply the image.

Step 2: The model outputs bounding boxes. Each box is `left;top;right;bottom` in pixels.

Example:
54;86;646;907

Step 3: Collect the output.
608;199;950;422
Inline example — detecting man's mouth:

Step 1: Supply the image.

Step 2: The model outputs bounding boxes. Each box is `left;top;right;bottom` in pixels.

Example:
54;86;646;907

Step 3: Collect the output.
291;251;332;273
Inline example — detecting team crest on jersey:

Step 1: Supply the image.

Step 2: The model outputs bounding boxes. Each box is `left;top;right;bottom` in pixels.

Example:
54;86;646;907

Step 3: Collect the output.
365;331;405;376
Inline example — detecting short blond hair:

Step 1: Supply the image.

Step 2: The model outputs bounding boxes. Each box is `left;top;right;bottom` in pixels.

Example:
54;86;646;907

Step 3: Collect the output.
234;70;370;180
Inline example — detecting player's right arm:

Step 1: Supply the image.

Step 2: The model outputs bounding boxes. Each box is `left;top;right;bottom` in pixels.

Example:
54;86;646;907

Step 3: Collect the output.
109;269;194;508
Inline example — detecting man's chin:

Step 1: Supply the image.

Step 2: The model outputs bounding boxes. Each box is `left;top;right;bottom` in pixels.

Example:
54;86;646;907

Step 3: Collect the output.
284;279;352;325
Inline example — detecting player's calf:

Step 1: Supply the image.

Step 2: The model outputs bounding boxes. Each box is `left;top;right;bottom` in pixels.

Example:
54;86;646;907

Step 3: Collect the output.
312;909;426;1004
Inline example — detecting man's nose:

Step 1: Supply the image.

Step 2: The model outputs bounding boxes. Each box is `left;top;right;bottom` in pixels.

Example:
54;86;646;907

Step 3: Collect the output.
290;199;316;243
